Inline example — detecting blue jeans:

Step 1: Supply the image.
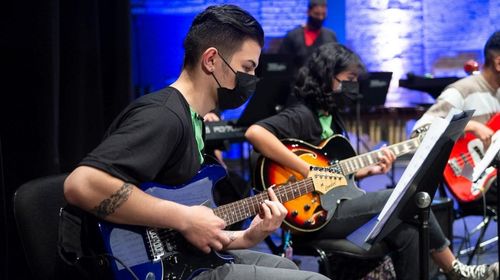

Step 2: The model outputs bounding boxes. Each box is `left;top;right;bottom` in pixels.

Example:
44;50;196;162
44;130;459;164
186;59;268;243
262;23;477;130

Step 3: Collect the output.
311;189;450;280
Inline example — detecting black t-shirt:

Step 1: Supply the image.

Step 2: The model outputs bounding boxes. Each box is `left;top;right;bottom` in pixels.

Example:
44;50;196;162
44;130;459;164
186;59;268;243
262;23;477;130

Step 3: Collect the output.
255;102;347;146
80;87;202;186
278;26;337;74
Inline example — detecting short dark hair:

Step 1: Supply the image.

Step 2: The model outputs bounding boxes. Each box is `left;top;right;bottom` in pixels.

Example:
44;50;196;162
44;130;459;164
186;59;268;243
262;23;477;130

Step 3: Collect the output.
293;43;366;110
484;30;500;68
308;0;327;9
183;5;264;70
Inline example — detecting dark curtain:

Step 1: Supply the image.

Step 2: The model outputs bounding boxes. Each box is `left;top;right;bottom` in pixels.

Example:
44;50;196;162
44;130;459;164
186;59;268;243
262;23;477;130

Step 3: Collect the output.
0;0;132;278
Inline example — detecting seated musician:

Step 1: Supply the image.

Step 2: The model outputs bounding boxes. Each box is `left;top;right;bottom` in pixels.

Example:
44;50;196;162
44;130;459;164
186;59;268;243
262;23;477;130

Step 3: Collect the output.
412;30;500;213
63;4;329;280
245;42;499;280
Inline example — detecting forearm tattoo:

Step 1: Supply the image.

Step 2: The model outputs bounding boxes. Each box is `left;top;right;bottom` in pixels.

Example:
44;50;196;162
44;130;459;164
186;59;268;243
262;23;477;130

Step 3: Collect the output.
224;230;237;243
92;183;133;219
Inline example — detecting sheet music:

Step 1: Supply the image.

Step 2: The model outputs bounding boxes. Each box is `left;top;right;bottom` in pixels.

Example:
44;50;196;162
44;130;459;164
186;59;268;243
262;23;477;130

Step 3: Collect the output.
472;130;500;182
365;109;473;241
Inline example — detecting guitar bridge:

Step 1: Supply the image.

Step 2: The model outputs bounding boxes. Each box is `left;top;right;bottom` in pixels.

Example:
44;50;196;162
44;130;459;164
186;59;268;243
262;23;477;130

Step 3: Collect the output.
146;228;166;262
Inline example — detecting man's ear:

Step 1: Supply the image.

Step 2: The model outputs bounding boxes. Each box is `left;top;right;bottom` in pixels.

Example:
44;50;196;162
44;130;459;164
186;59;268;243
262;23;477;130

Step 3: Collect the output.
201;47;218;74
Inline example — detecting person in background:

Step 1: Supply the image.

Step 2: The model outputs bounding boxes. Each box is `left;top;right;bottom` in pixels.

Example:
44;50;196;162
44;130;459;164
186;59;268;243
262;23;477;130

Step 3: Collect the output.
63;4;329;280
246;42;499;280
278;0;337;75
412;30;500;211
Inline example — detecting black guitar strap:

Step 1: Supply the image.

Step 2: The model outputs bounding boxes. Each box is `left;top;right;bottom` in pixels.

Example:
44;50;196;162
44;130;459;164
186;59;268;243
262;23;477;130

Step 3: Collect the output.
57;205;112;280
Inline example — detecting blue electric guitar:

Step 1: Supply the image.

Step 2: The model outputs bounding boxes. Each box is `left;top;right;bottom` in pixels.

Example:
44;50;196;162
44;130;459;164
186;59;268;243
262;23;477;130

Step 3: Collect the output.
97;162;347;280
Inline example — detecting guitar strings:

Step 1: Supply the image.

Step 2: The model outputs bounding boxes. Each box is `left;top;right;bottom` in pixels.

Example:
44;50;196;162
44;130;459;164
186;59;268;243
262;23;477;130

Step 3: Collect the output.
450;152;476;166
339;139;419;174
151;178;315;245
213;178;314;225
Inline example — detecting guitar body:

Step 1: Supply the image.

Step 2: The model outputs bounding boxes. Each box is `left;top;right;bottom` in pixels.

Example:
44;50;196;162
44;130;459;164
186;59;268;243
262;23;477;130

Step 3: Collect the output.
254;135;365;233
96;157;347;279
97;163;234;280
444;113;500;203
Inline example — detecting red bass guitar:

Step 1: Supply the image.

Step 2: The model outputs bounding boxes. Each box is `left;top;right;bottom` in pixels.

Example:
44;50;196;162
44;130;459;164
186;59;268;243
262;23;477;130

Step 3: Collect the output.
443;113;500;203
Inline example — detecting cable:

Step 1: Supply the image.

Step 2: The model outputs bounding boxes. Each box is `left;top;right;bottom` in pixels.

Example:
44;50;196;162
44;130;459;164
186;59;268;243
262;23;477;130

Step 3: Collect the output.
102;253;140;280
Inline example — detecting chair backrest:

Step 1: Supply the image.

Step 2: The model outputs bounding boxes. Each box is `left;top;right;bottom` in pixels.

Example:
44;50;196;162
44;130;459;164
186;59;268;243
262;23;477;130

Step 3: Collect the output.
13;174;68;280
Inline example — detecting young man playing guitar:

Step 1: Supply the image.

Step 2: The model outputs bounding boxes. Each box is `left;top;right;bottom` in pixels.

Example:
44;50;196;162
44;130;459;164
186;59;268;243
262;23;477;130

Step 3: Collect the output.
413;30;500;210
64;5;329;280
246;43;499;280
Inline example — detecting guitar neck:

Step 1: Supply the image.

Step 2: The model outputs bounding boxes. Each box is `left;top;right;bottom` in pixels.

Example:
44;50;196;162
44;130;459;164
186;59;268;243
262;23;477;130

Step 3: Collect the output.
339;137;420;175
213;178;315;226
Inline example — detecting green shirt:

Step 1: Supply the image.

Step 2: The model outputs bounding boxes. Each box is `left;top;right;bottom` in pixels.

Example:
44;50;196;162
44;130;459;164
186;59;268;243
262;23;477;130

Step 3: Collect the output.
190;107;204;164
318;113;334;139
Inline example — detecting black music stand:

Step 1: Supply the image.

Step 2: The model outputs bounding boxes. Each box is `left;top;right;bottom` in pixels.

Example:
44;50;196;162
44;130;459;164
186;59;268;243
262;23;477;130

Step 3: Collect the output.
352;72;392;154
348;109;473;280
399;74;460;99
358;72;392;109
235;54;294;127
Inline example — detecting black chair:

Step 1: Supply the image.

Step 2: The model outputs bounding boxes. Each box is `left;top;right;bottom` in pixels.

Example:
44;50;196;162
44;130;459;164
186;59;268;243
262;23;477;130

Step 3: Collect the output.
291;234;392;279
13;174;68;280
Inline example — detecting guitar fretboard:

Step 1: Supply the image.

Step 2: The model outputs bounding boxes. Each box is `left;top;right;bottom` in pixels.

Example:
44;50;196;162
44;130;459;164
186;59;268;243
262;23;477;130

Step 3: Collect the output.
339;137;420;175
213;178;315;225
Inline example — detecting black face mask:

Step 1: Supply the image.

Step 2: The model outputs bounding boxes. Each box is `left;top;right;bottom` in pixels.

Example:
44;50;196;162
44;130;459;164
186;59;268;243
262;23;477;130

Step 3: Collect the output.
307;16;324;30
212;53;260;110
321;78;360;110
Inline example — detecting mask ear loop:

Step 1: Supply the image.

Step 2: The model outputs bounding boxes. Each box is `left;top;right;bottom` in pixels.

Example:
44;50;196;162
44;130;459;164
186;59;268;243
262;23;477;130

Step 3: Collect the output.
211;72;223;88
333;76;343;92
211;50;237;89
217;51;237;75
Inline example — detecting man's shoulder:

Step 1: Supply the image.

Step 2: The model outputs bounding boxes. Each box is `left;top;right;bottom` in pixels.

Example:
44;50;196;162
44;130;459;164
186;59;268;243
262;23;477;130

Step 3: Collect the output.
446;74;490;95
122;87;189;126
320;27;337;40
135;87;187;111
286;25;304;36
136;87;181;104
321;27;336;35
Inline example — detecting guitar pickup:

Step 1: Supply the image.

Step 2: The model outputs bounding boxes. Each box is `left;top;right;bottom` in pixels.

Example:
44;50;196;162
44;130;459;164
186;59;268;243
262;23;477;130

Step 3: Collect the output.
448;158;462;176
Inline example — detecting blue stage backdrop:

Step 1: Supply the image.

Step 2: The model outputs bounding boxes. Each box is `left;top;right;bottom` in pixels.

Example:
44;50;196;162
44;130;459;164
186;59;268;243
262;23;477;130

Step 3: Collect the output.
131;0;345;94
131;0;499;158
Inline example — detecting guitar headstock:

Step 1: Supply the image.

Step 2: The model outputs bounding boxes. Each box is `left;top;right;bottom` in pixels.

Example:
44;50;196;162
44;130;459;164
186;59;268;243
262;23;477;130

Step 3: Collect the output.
308;166;348;194
412;124;430;143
